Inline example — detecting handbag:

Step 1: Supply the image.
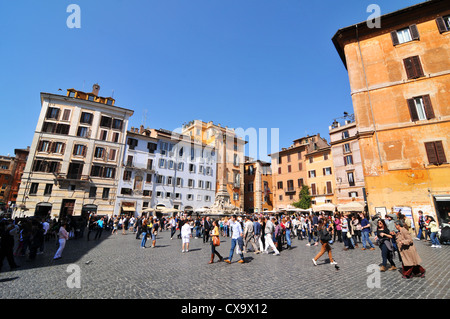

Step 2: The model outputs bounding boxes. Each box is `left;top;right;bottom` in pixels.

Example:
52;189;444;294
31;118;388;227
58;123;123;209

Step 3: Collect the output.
347;232;352;239
213;236;220;246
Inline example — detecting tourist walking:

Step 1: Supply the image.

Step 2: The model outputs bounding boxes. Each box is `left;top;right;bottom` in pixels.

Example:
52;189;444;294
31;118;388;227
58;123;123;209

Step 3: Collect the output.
181;219;192;252
94;217;104;240
263;217;280;255
0;219;20;271
243;216;259;254
375;219;396;272
394;221;426;278
209;220;224;264
53;222;69;260
359;212;375;250
225;215;245;263
426;216;441;248
312;219;336;266
140;218;148;248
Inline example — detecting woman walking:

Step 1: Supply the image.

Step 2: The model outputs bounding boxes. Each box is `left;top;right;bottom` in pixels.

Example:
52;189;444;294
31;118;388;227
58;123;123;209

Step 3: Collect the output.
53;222;69;260
140;218;148;248
426;216;442;248
312;219;337;266
395;221;426;278
375;219;397;272
209;220;224;264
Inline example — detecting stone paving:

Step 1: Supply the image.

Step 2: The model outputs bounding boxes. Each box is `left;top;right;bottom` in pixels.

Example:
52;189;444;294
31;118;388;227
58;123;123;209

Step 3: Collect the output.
1;227;449;299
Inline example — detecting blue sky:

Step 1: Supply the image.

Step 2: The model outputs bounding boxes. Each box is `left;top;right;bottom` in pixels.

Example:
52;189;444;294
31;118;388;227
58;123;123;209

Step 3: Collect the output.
0;0;421;161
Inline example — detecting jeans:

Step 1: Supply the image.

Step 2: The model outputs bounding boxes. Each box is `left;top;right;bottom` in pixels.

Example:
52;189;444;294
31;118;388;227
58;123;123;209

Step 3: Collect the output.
286;229;291;247
361;231;374;248
380;242;395;267
228;237;244;261
54;238;66;259
141;232;147;247
430;232;440;246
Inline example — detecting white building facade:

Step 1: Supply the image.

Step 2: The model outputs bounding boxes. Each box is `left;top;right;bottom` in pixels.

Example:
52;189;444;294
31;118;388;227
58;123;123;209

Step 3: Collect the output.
114;126;217;216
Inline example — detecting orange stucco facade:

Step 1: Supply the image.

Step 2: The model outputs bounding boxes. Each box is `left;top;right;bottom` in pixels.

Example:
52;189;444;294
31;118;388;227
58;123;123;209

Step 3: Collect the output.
333;0;450;227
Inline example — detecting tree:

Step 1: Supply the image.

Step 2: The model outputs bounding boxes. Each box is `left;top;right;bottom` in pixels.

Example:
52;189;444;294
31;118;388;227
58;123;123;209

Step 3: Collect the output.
292;185;311;209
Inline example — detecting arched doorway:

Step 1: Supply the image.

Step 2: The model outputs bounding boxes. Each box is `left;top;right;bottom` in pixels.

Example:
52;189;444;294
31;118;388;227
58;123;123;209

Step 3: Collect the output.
82;204;97;220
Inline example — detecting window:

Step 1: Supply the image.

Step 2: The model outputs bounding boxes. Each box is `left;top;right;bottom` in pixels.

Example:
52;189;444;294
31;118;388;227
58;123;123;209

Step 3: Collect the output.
233;192;239;201
187;194;193;201
112;132;119;143
287;180;294;191
77;126;90;138
123;170;132;181
89;186;97;198
159;159;166;168
102;188;110;199
403;56;424;79
308;170;316;178
54;142;65;154
29;183;39;195
323;167;332;175
121;188;132;195
94;147;106;159
326;181;332;194
108;149;116;161
146;173;153;183
349;191;358;198
277;181;283;189
62;109;71;121
156;175;164;184
233;154;239;166
391;25;419;45
38;140;51;152
100;130;108;141
347;172;355;186
343;143;351;153
100;116;112;128
80;112;93;125
167;176;173;186
54;124;70;135
198;180;204;189
156;191;163;198
287;165;291;173
297;178;304;187
46;107;60;120
103;167;116;178
188;179;194;188
147;159;153;170
344;155;353;166
147;142;157;153
436;16;450;33
407;95;434;121
189;164;195;173
44;184;53;196
88;95;95;101
143;190;152;197
112;119;123;130
298;162;302;171
342;131;350;139
73;144;87;157
425;141;447;165
309;157;313;163
127;138;138;150
176;177;183;187
310;183;316;196
278;167;282;174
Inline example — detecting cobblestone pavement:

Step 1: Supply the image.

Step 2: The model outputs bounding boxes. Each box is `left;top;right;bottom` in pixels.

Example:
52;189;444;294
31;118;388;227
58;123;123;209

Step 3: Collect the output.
1;228;449;299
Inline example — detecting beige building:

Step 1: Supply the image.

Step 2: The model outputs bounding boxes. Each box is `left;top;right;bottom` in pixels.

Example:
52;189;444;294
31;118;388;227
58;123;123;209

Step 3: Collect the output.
329;116;366;208
15;84;134;220
181;120;245;211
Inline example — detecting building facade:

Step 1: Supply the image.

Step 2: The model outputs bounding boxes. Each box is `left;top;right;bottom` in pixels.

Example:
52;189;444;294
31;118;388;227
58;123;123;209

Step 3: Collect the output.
332;0;450;225
244;158;273;213
0;155;14;212
329;117;366;207
114;126;217;216
181;120;245;211
15;84;133;220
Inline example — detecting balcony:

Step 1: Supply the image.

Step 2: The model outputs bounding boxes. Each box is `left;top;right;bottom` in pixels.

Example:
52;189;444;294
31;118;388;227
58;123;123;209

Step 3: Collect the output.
284;187;296;195
55;173;90;183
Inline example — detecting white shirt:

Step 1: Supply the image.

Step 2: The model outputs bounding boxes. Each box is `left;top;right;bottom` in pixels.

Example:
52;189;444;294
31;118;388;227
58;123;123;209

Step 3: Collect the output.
230;220;243;239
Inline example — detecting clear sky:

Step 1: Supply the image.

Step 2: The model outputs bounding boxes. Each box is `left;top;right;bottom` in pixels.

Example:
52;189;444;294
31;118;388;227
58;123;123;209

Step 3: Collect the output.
0;0;422;161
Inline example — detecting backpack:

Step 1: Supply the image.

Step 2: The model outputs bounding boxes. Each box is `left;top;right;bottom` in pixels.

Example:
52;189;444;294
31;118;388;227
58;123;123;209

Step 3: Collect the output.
320;229;332;242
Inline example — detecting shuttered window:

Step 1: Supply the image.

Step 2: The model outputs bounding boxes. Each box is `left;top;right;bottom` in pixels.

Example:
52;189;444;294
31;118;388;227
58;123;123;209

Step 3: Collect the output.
425;141;447;165
407;95;434;121
403;56;424;79
391;25;419;45
436;16;450;33
326;181;332;194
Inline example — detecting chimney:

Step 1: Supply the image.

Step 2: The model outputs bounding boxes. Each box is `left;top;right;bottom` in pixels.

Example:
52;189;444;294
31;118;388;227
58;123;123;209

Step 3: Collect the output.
92;83;100;96
140;125;144;134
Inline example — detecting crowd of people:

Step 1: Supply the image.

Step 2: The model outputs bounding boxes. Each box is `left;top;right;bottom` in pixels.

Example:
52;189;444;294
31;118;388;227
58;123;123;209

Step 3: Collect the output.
1;209;444;279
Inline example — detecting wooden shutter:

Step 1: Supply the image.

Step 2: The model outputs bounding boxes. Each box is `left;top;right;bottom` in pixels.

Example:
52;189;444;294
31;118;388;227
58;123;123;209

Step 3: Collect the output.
407;98;419;121
436;17;448;33
435;141;447;164
422;95;435;120
311;184;316;195
391;31;399;46
411;56;424;78
409;24;420;40
425;142;438;164
326;181;332;194
62;109;71;121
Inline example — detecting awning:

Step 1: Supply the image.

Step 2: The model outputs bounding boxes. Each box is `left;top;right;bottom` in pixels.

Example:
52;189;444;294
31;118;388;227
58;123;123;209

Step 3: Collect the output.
312;203;336;212
337;201;365;212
